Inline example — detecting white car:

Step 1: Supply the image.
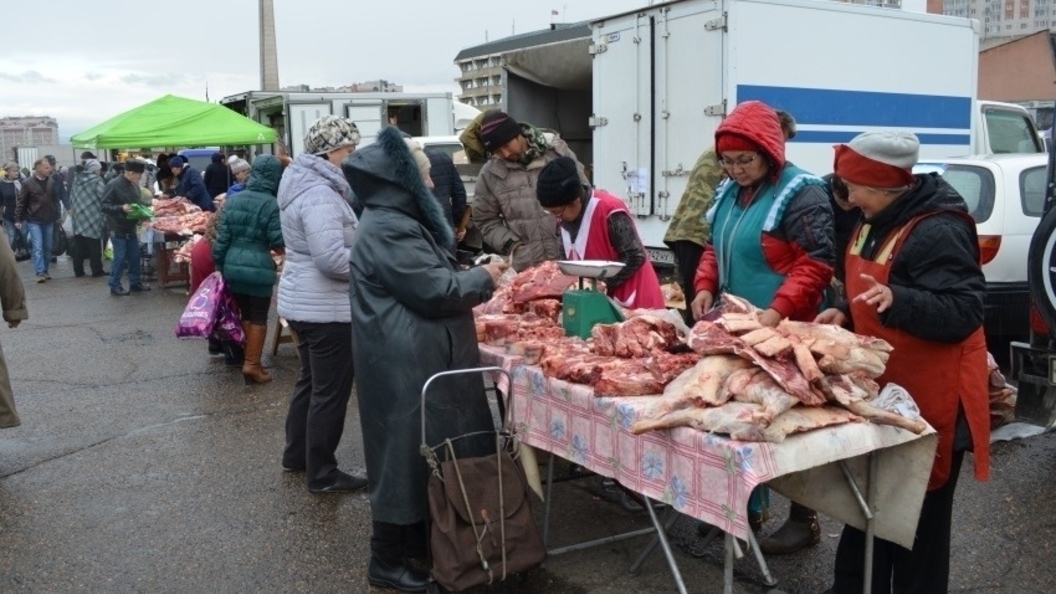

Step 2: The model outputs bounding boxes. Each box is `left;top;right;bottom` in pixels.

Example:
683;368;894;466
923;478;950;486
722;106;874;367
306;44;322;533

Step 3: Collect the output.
915;154;1048;353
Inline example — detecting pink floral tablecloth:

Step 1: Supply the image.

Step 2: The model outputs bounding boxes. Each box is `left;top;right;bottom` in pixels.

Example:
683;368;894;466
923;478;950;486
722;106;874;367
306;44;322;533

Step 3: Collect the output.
479;345;938;545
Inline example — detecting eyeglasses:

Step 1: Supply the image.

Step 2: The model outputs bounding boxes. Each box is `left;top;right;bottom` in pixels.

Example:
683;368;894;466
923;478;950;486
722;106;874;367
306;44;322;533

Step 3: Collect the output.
544;204;570;217
719;154;760;169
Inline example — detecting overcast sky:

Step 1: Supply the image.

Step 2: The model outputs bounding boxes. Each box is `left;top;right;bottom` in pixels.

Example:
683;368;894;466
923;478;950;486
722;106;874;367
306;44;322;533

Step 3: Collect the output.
0;0;648;142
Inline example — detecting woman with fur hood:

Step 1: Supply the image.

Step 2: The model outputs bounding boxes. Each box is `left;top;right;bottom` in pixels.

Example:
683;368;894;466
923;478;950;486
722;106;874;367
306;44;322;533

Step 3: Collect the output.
344;127;507;592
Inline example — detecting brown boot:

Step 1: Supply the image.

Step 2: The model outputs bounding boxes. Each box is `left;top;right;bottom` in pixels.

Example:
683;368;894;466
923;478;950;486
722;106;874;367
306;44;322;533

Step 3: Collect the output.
758;502;820;555
241;322;273;385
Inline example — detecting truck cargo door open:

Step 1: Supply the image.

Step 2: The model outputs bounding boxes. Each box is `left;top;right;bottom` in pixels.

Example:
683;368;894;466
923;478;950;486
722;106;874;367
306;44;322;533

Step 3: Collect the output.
503;37;594;173
344;99;385;142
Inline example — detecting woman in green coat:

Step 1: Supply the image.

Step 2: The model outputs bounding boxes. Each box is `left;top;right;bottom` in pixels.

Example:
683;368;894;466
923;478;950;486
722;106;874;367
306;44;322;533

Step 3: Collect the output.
213;155;285;385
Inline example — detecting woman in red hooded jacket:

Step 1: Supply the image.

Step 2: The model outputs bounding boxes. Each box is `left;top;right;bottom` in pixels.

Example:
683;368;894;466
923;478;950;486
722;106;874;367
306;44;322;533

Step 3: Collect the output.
688;100;836;553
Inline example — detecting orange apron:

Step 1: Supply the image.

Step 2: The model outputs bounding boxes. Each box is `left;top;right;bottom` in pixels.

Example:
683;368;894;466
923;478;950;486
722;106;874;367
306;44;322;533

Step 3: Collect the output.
846;213;990;491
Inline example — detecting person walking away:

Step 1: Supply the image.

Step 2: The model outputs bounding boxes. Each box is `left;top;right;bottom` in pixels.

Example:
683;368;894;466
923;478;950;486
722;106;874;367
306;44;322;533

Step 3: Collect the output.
203;152;230;200
0;226;27;430
0;164;21;249
169;156;214;212
15;158;60;283
68;159;108;278
817;131;990;594
536;156;665;309
345;127;508;593
472;110;589;271
212;156;285;385
100;160;150;296
276;115;367;494
688;101;835;550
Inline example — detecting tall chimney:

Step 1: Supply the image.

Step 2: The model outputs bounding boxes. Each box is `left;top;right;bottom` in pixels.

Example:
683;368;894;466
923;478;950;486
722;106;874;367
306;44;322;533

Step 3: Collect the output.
259;0;280;90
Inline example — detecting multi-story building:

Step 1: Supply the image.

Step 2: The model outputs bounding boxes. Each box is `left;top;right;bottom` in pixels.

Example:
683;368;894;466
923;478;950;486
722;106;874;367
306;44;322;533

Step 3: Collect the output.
0;116;59;164
454;24;591;109
942;0;1056;38
279;80;404;94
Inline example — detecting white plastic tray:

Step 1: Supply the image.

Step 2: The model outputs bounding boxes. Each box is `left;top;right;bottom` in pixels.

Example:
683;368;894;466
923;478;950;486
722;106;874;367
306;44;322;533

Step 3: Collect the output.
557;260;626;279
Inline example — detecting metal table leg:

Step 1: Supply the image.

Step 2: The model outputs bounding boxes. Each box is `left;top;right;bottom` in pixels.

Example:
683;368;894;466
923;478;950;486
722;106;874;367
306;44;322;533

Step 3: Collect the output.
542;451;557;548
864;451;878;594
724;532;736;594
628;506;680;574
642;497;688;594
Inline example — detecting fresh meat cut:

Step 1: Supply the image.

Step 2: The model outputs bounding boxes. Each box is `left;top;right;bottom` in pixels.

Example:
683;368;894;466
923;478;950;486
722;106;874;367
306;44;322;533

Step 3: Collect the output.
656;355;754;409
757;406;865;443
777;320;892;378
591;315;681;358
511;261;578;305
726;368;801;422
688;321;826;406
540;346;698;397
631;401;769;437
819;375;928;434
527;299;562;321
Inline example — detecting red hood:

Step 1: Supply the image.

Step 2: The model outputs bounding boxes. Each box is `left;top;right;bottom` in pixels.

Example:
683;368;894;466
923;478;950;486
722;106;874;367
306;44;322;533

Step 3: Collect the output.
715;101;786;171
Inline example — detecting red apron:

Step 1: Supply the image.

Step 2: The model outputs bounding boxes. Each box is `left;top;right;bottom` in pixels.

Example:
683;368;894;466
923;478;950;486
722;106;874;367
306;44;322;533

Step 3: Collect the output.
562;190;665;309
846;213;990;491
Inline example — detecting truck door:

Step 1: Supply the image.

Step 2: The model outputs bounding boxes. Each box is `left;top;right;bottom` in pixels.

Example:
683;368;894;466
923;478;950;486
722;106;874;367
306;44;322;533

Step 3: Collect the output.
287;102;332;156
344;99;384;145
980;104;1045;154
591;1;725;256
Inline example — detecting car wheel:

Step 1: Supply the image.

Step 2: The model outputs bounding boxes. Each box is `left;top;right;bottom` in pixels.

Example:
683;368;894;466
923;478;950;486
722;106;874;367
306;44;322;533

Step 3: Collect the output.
1027;205;1056;334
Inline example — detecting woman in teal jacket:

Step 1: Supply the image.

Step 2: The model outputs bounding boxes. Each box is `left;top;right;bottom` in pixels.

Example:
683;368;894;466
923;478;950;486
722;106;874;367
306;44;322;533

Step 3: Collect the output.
213;155;286;385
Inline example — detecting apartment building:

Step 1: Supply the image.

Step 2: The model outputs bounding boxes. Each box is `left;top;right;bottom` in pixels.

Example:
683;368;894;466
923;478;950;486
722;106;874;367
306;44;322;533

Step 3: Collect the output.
1;116;58;164
943;0;1056;38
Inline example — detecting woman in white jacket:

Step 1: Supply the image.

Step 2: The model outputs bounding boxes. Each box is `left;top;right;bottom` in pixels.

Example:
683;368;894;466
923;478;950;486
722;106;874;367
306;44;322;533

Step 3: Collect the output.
276;115;366;494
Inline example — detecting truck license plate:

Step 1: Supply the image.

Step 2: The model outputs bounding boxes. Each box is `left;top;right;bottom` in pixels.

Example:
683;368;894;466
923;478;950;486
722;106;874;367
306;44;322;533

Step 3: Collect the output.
646;248;676;266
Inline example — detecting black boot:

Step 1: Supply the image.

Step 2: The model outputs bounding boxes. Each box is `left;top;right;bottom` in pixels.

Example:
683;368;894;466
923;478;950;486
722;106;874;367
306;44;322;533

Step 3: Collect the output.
369;521;431;592
758;501;820;555
404;521;429;560
207;337;223;356
223;341;244;367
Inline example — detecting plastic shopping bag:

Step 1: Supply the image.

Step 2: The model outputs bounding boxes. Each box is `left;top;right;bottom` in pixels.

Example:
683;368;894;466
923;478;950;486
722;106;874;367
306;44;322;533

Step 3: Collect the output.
12;230;30;262
175;272;226;339
212;288;245;344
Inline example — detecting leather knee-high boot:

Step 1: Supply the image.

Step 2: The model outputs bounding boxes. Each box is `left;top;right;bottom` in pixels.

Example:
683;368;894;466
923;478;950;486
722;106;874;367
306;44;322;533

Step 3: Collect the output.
241;322;272;385
369;521;430;592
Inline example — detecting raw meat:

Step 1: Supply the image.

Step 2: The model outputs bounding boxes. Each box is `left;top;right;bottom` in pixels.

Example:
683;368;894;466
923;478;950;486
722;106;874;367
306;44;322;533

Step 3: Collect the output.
819;375;928;434
777;320;891;378
510;261;578;305
758;406;865;443
688;321;826;406
660;355;754;408
590;315;681;358
527;299;562;321
716;312;764;334
726;368;800;422
631;401;769;437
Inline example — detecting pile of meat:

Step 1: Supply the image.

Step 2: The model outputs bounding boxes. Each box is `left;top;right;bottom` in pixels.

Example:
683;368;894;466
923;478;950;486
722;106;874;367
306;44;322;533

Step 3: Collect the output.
475;260;577;316
171;235;201;263
149;211;213;235
630;294;928;442
987;353;1017;429
152;197;201;217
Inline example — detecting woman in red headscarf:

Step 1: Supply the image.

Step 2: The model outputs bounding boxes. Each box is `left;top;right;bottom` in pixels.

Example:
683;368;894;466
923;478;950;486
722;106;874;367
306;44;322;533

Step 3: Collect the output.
688;101;836;551
817;131;989;594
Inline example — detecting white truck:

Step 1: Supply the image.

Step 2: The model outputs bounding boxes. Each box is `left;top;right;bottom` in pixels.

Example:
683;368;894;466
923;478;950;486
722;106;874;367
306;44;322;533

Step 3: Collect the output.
219;91;459;156
497;0;1043;264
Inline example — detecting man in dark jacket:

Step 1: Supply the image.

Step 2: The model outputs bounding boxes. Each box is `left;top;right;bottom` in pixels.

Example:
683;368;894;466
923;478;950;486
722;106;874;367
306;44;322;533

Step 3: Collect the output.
343;127;507;592
424;147;467;237
101;160;150;296
15;158;59;282
169;156;213;211
203;152;230;199
0;164;21;249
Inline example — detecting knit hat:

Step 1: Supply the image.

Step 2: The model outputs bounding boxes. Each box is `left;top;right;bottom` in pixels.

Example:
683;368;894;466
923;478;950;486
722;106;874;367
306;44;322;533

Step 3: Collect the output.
303;115;361;155
833;131;919;189
124;159;146;173
230;158;251;174
536;156;584;207
403;139;431;178
168;156;186;168
716;133;763;156
84;159;102;173
479;111;522;152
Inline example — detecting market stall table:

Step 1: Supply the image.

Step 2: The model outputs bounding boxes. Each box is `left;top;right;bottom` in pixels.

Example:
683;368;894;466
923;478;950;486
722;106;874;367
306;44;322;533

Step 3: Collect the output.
155;233;190;288
479;344;938;594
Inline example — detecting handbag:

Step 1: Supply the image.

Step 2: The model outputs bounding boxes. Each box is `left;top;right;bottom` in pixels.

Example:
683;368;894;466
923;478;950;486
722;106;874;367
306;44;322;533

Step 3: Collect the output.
51;222;67;256
425;433;546;592
12;230;30;262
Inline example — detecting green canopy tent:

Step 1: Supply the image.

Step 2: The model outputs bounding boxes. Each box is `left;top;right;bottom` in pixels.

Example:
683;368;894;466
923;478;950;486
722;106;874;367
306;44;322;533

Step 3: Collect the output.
71;94;277;150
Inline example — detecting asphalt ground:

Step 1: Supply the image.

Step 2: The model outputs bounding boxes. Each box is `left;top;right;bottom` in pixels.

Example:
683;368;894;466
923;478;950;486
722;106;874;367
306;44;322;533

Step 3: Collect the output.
0;255;1053;594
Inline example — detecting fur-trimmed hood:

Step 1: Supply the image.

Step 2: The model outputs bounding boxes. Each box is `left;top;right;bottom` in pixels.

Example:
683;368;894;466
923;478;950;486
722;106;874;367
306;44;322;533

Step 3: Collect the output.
342;126;454;248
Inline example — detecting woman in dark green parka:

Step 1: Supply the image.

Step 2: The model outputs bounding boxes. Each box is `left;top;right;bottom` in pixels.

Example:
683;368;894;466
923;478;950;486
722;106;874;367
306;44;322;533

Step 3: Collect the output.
213;155;286;385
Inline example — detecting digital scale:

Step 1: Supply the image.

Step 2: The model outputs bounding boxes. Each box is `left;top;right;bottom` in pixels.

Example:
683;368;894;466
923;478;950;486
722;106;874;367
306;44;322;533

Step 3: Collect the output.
557;260;627;339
